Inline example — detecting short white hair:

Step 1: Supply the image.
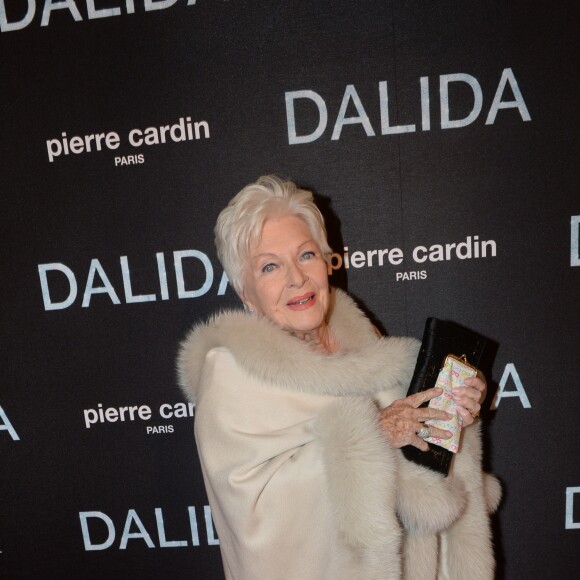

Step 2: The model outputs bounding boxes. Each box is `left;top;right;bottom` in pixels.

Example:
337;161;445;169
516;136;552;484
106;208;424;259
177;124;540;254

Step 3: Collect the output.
215;175;332;295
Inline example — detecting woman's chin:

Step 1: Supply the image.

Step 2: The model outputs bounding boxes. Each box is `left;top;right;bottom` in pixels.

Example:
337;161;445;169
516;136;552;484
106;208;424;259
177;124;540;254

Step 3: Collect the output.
283;312;327;336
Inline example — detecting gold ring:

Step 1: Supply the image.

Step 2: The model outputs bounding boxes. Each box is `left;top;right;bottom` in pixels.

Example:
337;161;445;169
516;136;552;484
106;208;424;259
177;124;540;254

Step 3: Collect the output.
470;411;480;419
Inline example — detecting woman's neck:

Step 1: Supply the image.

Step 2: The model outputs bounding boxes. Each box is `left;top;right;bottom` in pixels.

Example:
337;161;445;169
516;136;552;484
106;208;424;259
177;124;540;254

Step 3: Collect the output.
288;323;338;354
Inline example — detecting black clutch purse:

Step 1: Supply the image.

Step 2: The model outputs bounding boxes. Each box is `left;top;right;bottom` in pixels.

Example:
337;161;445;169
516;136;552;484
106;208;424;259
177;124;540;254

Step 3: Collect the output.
401;318;487;476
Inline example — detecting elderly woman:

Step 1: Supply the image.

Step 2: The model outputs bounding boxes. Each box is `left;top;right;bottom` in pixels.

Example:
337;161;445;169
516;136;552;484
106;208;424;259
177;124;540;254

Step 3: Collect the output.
178;176;501;580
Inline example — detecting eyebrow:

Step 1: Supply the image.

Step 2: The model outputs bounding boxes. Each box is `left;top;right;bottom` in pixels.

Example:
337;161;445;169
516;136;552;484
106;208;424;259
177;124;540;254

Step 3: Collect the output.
250;240;316;261
251;252;276;261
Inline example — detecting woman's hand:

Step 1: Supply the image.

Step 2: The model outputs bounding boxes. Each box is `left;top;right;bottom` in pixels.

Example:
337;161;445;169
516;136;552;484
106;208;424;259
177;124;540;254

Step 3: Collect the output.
451;370;487;427
378;388;453;451
378;372;488;451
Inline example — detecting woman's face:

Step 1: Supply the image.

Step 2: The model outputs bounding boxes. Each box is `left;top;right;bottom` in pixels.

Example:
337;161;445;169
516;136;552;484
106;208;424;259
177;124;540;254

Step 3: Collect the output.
241;214;330;336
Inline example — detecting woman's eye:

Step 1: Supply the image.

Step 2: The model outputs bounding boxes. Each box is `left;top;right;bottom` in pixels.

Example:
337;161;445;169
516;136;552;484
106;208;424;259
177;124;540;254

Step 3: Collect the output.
262;263;276;273
301;251;315;260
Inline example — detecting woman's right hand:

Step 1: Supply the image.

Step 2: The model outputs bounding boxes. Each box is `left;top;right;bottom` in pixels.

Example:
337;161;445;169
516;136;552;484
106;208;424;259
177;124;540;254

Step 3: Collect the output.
378;388;453;451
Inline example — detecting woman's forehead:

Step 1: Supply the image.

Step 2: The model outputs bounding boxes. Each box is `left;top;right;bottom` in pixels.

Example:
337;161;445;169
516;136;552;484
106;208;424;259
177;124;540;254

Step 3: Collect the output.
251;215;313;253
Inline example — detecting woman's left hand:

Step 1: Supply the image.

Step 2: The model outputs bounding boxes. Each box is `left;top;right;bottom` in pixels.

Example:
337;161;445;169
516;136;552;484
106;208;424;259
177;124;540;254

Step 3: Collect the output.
453;370;487;427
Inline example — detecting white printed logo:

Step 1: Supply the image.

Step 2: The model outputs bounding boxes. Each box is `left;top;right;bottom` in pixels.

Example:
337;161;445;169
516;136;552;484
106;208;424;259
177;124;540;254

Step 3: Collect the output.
286;68;530;144
565;487;580;529
491;363;531;409
0;405;20;441
38;250;229;311
571;216;580;267
82;401;195;435
1;0;199;33
80;505;218;551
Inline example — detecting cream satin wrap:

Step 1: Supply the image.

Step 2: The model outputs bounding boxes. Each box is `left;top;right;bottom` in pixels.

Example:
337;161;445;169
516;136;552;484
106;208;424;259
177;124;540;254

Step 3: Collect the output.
196;347;353;580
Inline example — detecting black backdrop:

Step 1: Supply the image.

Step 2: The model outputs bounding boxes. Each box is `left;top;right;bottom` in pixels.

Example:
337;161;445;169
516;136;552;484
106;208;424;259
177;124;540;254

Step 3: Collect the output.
1;1;579;578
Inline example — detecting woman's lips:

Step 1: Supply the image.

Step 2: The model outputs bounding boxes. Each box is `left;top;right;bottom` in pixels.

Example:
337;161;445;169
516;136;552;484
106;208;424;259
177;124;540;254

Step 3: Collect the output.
287;292;316;310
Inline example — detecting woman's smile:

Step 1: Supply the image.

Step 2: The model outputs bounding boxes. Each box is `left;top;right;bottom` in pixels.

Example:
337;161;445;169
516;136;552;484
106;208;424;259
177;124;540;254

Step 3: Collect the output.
287;292;316;309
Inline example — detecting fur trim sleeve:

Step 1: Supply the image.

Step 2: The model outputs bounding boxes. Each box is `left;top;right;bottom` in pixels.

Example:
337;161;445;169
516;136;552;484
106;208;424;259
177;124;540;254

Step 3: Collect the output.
483;473;502;513
436;424;499;579
315;398;402;579
396;422;501;537
396;458;466;536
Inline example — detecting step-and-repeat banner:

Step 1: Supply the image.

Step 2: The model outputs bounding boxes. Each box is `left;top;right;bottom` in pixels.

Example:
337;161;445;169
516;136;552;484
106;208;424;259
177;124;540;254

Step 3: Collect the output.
1;1;578;578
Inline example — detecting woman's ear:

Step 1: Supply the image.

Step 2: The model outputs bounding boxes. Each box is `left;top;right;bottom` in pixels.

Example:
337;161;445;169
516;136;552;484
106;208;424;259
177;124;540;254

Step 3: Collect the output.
237;291;255;313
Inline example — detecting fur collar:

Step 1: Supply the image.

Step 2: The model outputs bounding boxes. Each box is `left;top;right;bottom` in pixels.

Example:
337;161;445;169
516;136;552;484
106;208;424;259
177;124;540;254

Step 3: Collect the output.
178;289;420;402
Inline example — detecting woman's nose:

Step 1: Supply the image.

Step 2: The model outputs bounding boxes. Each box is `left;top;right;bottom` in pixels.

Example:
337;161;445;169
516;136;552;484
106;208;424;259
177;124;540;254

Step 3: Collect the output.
287;262;307;288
